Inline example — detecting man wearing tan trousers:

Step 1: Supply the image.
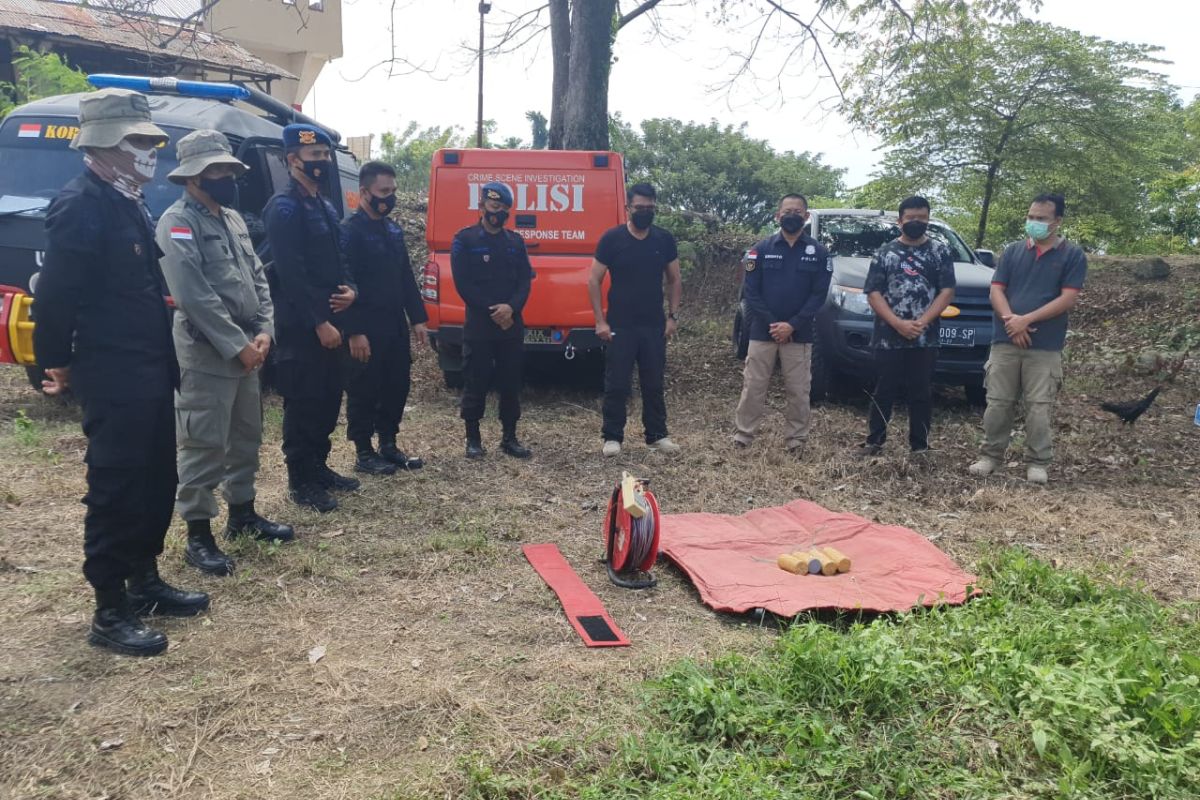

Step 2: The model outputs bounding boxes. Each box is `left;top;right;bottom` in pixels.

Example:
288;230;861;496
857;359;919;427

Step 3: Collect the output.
733;194;833;453
969;193;1086;485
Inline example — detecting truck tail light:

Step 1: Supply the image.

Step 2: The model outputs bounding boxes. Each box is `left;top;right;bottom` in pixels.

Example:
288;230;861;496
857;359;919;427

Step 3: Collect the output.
421;261;439;302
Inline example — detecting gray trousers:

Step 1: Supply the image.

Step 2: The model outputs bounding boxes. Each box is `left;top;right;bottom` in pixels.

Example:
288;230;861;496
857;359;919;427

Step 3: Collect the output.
174;367;262;521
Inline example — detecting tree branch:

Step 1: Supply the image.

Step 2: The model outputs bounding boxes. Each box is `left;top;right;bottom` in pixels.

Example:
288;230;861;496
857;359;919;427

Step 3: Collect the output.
617;0;667;30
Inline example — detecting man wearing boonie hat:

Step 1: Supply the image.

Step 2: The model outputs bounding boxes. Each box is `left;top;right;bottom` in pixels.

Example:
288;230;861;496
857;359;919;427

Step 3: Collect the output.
450;181;534;460
156;130;296;579
263;124;361;512
34;88;209;657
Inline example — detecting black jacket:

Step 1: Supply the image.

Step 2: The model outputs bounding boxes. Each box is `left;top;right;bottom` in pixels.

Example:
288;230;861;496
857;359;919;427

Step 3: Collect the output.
339;209;428;343
449;223;533;341
742;232;832;344
263;179;357;353
33;170;178;399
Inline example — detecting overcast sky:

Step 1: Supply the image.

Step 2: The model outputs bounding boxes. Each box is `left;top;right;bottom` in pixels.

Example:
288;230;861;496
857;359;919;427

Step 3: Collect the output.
305;0;1200;187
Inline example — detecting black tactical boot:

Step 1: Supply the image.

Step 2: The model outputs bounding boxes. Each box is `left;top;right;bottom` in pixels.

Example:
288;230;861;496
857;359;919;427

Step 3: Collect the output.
379;440;424;470
127;561;210;617
317;464;362;492
225;500;296;542
289;481;338;513
89;585;168;657
465;421;485;459
355;442;399;476
500;428;532;459
184;519;235;576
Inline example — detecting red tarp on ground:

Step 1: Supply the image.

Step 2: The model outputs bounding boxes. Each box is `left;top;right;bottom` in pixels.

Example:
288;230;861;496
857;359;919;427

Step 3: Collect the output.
659;499;978;616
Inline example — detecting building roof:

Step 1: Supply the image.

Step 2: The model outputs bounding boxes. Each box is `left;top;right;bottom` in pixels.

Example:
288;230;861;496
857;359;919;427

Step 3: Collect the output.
0;0;295;82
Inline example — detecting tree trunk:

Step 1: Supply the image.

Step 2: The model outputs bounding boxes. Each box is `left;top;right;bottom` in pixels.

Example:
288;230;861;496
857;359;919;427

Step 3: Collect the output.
976;162;998;249
561;0;617;151
547;0;570;150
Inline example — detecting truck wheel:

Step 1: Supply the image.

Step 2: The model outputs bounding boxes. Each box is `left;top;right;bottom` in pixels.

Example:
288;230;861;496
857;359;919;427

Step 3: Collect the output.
731;308;749;360
25;365;45;392
436;341;464;390
810;337;831;404
965;383;987;407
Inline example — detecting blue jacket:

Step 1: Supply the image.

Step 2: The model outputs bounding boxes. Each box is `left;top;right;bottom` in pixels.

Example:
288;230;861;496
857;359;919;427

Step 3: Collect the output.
340;209;428;343
450;223;533;341
742;232;832;343
263;179;358;353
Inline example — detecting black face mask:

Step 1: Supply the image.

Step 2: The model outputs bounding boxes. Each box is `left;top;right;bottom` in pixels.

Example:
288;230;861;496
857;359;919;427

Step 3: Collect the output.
368;193;396;217
199;176;237;207
630;210;655;230
299;158;330;184
484;209;509;228
780;214;806;234
902;220;928;240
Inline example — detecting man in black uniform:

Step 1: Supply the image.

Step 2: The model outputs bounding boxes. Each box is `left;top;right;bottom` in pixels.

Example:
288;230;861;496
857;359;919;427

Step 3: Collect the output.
34;89;209;657
589;182;683;456
263;124;360;512
449;182;534;460
340;161;429;474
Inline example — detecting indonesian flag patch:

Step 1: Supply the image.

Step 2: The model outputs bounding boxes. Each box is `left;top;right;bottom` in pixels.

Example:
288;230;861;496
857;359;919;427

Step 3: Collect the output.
169;227;193;241
17;124;41;138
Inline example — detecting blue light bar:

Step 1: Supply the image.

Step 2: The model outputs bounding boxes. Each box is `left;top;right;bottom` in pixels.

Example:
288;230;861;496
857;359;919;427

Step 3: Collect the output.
86;74;251;102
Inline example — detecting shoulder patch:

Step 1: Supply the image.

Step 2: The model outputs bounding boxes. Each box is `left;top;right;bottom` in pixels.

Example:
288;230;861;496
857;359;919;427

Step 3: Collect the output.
169;226;193;241
745;259;756;272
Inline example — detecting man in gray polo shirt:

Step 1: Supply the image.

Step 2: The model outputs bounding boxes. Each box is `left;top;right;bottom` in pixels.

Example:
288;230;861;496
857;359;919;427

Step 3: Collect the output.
969;193;1086;484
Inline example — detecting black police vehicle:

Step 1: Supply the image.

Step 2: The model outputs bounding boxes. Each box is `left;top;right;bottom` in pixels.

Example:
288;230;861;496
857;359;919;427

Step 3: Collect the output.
0;75;361;389
732;209;997;404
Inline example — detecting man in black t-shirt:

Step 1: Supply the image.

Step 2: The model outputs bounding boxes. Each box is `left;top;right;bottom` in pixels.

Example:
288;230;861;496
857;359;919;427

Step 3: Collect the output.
588;183;683;455
856;196;956;457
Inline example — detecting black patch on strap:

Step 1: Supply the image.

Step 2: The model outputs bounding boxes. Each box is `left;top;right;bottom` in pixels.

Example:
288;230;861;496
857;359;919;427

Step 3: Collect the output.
576;615;620;643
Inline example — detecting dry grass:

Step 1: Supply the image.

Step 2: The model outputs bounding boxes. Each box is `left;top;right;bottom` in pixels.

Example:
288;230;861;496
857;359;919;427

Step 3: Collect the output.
1;257;1198;799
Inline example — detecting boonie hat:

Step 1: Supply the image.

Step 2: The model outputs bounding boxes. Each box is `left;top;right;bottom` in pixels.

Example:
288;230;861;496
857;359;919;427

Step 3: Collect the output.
167;130;248;184
70;88;168;150
480;181;513;207
282;123;333;149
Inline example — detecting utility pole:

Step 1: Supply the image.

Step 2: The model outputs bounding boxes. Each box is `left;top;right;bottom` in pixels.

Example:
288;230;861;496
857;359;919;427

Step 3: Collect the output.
477;2;491;148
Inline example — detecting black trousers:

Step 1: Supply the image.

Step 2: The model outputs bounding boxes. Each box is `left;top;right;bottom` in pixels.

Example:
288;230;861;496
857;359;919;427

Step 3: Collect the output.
276;345;347;481
601;325;668;444
346;332;412;446
80;395;177;591
460;336;522;430
867;347;938;450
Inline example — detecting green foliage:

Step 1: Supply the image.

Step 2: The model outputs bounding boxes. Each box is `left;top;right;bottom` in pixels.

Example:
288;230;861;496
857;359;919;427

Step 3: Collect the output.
377;121;469;193
846;12;1179;251
10;409;39;448
613;115;845;228
526;110;549;149
477;550;1200;798
0;47;90;118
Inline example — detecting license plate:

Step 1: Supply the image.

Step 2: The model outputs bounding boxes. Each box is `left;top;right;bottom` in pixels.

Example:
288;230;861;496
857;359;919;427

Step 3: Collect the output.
524;328;552;344
938;325;975;347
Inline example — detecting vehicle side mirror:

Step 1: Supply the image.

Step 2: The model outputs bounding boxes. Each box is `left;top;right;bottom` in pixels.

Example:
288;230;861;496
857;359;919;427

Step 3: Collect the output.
975;249;995;268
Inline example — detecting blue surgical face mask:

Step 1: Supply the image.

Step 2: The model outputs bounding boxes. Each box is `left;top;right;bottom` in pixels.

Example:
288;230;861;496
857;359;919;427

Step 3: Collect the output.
1025;219;1052;241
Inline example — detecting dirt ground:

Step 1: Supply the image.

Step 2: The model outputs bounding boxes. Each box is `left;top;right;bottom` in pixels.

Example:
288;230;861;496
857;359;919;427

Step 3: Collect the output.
1;257;1198;799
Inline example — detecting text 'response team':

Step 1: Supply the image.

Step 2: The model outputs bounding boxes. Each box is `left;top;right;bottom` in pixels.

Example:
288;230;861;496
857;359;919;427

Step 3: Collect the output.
31;88;1086;657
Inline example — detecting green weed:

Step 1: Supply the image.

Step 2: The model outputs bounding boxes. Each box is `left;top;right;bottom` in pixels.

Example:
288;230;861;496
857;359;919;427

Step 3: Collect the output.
481;550;1200;799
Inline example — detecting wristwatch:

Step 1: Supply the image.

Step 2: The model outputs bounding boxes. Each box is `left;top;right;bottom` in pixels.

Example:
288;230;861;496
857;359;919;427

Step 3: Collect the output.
668;312;678;321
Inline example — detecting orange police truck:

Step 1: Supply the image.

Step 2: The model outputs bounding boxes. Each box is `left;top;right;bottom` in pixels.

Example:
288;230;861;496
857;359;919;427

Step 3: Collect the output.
421;148;625;387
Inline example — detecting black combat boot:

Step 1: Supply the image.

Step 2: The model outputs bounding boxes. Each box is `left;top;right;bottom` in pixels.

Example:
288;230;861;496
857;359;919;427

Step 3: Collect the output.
465;421;485;460
126;561;210;617
317;463;362;492
500;427;532;459
288;463;337;513
226;500;296;542
379;439;424;470
88;585;168;657
354;442;399;476
184;518;235;576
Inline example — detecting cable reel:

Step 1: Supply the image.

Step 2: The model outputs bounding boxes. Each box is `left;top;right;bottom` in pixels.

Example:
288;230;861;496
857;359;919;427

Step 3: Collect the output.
603;472;660;589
